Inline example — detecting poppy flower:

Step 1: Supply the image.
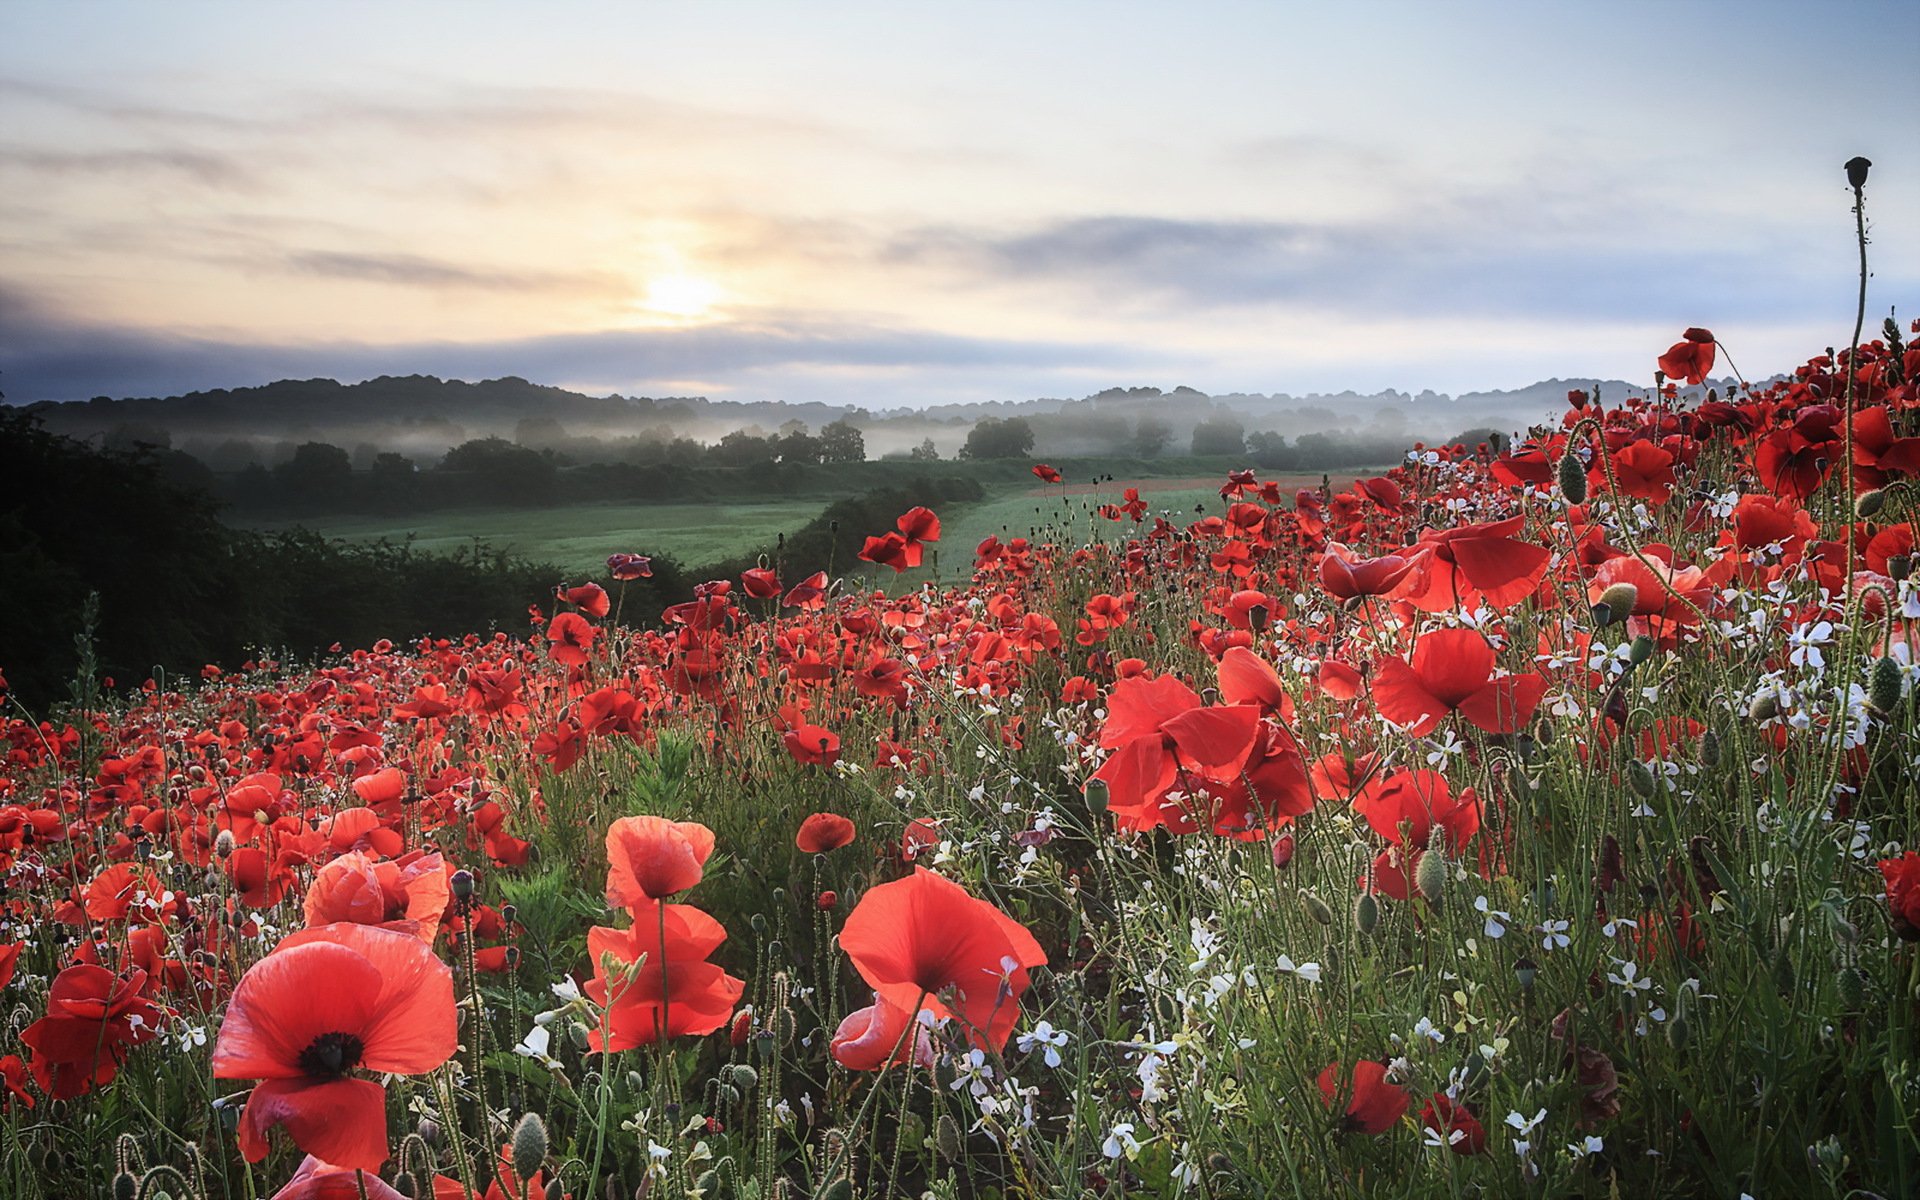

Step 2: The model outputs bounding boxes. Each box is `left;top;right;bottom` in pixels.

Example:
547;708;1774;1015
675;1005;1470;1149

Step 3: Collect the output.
1420;1094;1487;1154
606;553;653;580
1032;464;1062;483
783;570;830;610
1092;671;1261;818
303;850;452;942
740;567;782;599
796;812;857;853
213;922;457;1172
783;724;842;767
1657;328;1716;386
273;1157;409;1200
558;582;611;619
546;612;597;668
350;767;407;809
1372;628;1545;735
1318;1060;1410;1134
604;816;716;910
583;903;745;1050
838;867;1046;1052
1880;851;1920;940
1318;542;1422;601
831;993;937;1071
1395;516;1550;612
859;531;914;573
1596;440;1676;505
20;964;161;1099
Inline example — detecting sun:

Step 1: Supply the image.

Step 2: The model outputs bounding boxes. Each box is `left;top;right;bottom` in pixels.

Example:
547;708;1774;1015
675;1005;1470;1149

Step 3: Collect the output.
640;273;725;318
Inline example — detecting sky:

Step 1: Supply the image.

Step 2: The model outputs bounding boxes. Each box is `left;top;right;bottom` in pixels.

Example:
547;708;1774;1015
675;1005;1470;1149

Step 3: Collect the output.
1;0;1915;409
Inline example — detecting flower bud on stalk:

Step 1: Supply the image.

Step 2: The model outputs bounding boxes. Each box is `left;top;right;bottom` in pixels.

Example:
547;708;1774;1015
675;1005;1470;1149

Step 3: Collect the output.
511;1113;549;1188
1353;890;1380;936
1870;655;1903;715
1558;450;1589;504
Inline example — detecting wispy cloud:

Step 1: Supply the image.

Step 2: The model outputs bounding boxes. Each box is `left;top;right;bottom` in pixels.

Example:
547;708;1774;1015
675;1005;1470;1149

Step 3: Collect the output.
282;250;616;295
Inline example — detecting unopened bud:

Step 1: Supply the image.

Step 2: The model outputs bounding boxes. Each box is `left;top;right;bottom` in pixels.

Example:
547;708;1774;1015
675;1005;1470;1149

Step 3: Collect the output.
1415;847;1447;904
935;1113;963;1161
1837;965;1867;1010
1748;692;1780;723
1698;727;1721;768
510;1112;549;1186
1301;890;1335;926
1557;451;1589;504
1666;1011;1690;1050
1594;583;1638;624
1353;890;1380;935
1870;655;1904;715
1627;759;1657;799
1856;488;1887;519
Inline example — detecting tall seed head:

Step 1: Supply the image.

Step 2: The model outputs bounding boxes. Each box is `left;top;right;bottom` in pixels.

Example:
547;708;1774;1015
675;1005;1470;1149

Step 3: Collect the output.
1558;450;1588;504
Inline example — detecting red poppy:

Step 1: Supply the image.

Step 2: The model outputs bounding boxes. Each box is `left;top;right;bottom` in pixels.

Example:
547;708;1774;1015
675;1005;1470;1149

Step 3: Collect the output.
1318;542;1422;601
606;553;653;580
740;567;782;599
838;868;1046;1052
20;964;161;1099
583;903;745;1050
796;812;857;853
303;850;452;942
273;1156;409;1200
1354;768;1481;852
1395;516;1550;612
213;922;457;1172
783;570;830;610
0;940;19;991
1090;673;1262;833
783;724;842;767
1032;464;1062;483
1657;327;1716;386
604;816;715;910
1372;628;1545;735
831;993;936;1071
1318;1060;1411;1134
1597;440;1677;505
350;767;407;809
546;612;597;668
558;582;611;619
1420;1094;1487;1154
1880;851;1920;940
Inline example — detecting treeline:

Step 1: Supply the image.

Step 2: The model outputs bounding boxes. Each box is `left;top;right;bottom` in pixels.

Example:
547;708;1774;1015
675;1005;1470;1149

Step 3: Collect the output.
0;411;987;709
0;412;690;708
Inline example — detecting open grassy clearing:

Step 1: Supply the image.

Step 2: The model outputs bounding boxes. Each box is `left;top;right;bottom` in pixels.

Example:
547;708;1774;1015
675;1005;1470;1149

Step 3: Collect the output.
243;500;813;576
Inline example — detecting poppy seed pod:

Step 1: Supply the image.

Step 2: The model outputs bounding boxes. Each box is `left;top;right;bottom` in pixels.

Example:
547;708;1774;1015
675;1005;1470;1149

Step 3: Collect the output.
1845;156;1872;189
1557;450;1588;504
1513;956;1538;990
1083;778;1109;814
1890;555;1913;581
1628;635;1655;666
450;869;476;902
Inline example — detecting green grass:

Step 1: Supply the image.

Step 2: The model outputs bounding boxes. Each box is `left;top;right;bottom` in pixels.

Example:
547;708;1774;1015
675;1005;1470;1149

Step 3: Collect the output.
244;500;816;575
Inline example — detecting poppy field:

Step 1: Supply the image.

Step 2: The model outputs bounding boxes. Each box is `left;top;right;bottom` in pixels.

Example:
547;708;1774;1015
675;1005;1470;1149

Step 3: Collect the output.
6;301;1920;1193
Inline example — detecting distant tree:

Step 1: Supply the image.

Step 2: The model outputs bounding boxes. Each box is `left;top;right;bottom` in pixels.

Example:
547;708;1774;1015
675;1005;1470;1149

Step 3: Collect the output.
273;441;353;506
775;429;824;464
439;437;557;505
710;429;778;469
1190;417;1246;457
819;419;867;465
1453;427;1510;454
960;416;1035;460
368;452;418;512
1245;430;1296;470
908;437;940;461
1133;415;1173;458
514;416;568;449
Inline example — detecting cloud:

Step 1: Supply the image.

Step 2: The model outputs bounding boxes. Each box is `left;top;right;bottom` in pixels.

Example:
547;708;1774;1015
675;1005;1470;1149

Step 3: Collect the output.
0;144;256;189
0;291;1174;406
282;250;616;295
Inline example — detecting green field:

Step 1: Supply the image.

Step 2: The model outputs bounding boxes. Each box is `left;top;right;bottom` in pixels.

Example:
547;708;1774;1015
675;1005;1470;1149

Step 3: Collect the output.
244;500;817;576
245;466;1371;584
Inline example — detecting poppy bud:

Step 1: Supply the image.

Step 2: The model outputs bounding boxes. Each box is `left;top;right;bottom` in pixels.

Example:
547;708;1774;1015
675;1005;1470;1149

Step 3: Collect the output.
1626;760;1656;799
1870;655;1903;715
693;1173;725;1200
213;829;236;859
1698;727;1721;768
1513;956;1538;991
1628;635;1654;666
935;1113;963;1161
1593;583;1638;624
1352;890;1380;936
1857;488;1888;519
1773;951;1796;997
730;1009;753;1046
1270;834;1295;870
568;1021;592;1051
1604;687;1630;726
816;1177;854;1200
1557;450;1588;504
511;1113;549;1186
729;1064;759;1091
1845;156;1872;189
1415;848;1447;904
416;1118;443;1148
112;1173;137;1200
1748;692;1779;723
816;890;837;910
1301;890;1335;926
1666;1010;1690;1051
1836;965;1867;1010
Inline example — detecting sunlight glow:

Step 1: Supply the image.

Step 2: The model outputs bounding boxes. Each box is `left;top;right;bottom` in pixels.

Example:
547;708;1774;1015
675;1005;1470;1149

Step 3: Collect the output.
640;273;725;318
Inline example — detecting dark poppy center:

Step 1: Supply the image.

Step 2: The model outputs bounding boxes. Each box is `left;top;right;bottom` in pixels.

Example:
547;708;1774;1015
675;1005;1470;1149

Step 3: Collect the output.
297;1031;365;1079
